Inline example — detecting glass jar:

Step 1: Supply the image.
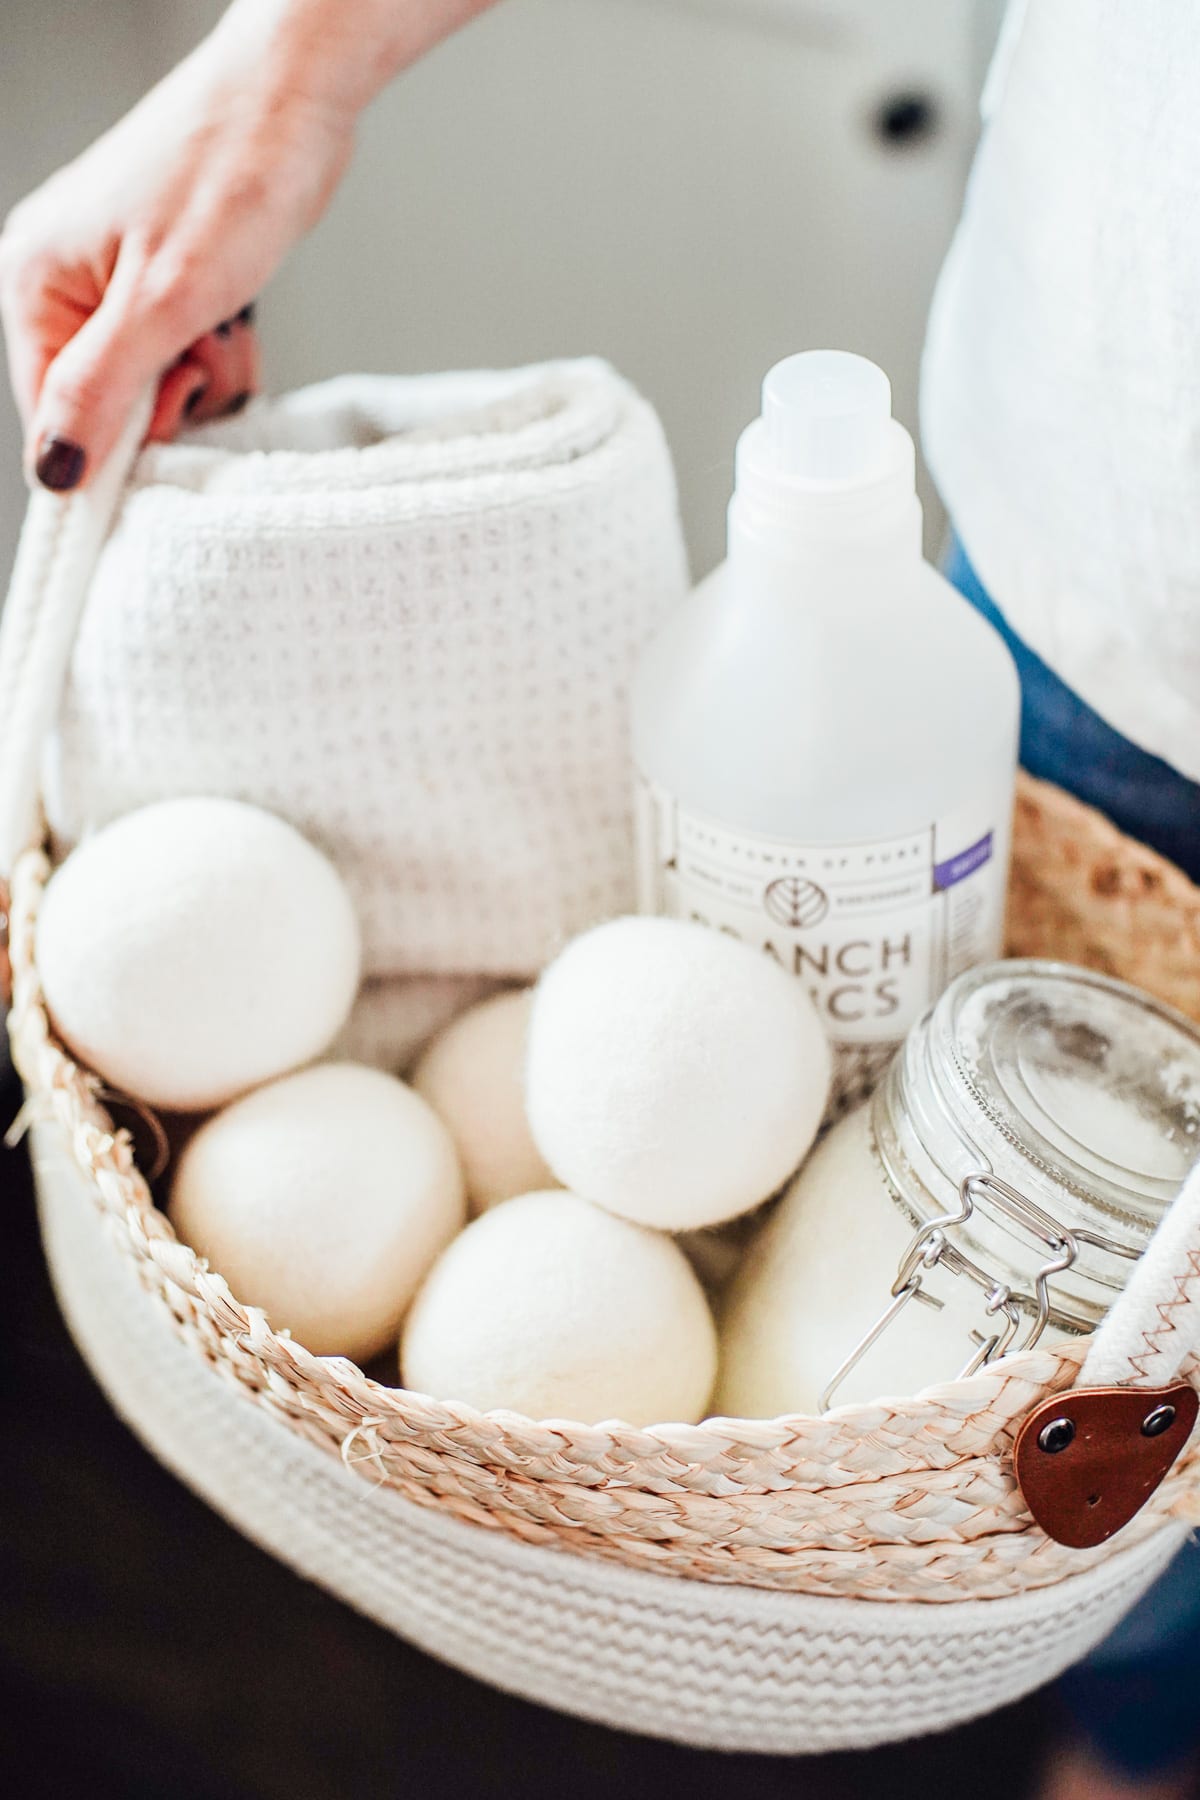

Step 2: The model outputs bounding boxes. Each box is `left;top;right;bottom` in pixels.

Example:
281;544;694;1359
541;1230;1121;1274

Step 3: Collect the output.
714;961;1200;1417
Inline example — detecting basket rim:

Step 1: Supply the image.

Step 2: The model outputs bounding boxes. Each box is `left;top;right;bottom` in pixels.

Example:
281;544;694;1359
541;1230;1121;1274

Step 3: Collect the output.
1014;768;1200;912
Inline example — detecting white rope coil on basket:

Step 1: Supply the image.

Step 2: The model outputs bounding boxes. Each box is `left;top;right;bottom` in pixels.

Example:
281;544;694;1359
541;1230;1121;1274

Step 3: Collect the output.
3;395;1200;1747
0;397;152;878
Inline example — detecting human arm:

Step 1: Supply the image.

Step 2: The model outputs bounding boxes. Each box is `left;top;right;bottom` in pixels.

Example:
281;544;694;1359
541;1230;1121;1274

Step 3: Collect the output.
0;0;500;489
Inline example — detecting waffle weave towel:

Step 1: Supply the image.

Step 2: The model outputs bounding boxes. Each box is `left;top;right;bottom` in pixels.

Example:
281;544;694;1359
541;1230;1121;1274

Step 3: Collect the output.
44;359;687;979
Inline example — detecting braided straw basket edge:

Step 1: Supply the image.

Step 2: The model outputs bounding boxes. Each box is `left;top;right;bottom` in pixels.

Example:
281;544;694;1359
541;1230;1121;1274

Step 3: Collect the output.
11;772;1200;1605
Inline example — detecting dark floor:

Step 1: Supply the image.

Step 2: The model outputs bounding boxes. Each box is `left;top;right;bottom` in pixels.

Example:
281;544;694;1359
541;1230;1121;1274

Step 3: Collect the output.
0;1070;1069;1800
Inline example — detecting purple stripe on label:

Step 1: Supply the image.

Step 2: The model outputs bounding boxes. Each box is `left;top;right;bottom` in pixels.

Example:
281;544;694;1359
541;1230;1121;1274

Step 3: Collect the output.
934;831;993;892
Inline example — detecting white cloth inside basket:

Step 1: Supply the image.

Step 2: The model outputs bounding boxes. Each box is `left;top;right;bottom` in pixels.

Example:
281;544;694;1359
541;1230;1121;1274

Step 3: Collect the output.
332;972;502;1075
44;360;688;981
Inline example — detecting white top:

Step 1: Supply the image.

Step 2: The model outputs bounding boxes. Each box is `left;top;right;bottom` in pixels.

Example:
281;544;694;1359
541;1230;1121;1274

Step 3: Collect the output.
921;0;1200;783
760;350;892;483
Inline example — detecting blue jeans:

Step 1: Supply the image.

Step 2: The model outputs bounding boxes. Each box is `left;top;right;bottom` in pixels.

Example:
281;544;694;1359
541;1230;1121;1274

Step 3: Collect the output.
947;535;1200;1776
945;539;1200;883
1056;1537;1200;1777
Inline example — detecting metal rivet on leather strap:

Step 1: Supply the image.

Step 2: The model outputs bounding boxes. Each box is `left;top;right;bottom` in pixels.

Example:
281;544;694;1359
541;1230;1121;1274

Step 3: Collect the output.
1037;1417;1076;1454
1142;1404;1177;1439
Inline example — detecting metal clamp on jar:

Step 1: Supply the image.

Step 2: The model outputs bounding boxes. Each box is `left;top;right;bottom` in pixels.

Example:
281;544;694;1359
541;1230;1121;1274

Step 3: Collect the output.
715;962;1200;1418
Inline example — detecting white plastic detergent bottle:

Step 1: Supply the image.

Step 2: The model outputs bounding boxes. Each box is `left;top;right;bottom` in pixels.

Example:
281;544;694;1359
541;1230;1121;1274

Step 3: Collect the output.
632;350;1020;1103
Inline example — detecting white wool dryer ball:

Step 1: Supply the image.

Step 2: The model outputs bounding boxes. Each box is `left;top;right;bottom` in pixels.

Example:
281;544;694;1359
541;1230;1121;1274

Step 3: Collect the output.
413;989;556;1213
37;797;362;1110
401;1189;717;1424
525;917;831;1231
169;1062;466;1362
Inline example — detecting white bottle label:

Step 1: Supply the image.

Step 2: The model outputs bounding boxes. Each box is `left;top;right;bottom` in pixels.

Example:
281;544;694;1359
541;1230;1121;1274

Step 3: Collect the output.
635;778;1008;1051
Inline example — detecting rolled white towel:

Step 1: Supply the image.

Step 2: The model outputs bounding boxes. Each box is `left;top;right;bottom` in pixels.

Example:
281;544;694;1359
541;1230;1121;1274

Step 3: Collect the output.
45;360;688;982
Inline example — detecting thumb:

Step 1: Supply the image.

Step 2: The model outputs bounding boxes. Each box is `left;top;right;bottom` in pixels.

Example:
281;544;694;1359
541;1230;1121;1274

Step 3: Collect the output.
27;261;183;491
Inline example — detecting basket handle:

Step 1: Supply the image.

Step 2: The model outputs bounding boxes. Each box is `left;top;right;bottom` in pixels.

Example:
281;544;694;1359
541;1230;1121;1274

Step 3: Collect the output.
0;393;153;884
1081;1156;1200;1389
1013;1160;1200;1551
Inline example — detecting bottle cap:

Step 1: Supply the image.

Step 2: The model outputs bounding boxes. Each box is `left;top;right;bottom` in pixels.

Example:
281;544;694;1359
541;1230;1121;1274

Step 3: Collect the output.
762;351;894;483
731;349;920;553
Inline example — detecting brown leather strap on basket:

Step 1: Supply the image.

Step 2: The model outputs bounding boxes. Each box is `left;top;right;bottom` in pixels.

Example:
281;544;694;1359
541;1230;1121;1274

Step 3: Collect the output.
1015;1382;1198;1549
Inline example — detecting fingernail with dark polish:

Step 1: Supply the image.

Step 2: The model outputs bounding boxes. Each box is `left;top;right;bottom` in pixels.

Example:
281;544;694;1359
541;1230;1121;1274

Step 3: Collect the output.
184;384;208;417
35;436;87;492
225;391;251;416
235;302;256;327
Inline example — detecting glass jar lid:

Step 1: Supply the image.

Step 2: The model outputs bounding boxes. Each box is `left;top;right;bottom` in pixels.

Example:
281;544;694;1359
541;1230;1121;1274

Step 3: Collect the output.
874;960;1200;1323
942;960;1200;1220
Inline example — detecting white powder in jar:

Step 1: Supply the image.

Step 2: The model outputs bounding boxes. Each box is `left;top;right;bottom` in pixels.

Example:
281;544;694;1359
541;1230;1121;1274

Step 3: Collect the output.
953;970;1200;1201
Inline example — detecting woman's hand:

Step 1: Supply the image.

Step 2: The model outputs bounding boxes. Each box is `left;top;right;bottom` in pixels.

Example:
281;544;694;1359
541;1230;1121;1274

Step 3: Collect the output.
0;0;498;490
0;27;353;488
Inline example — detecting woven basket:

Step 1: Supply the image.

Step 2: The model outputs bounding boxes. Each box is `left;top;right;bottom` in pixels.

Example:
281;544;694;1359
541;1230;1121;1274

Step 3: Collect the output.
5;408;1200;1755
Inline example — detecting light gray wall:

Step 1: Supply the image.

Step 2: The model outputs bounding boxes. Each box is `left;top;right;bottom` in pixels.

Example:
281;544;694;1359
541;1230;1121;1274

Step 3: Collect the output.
1;0;1002;584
